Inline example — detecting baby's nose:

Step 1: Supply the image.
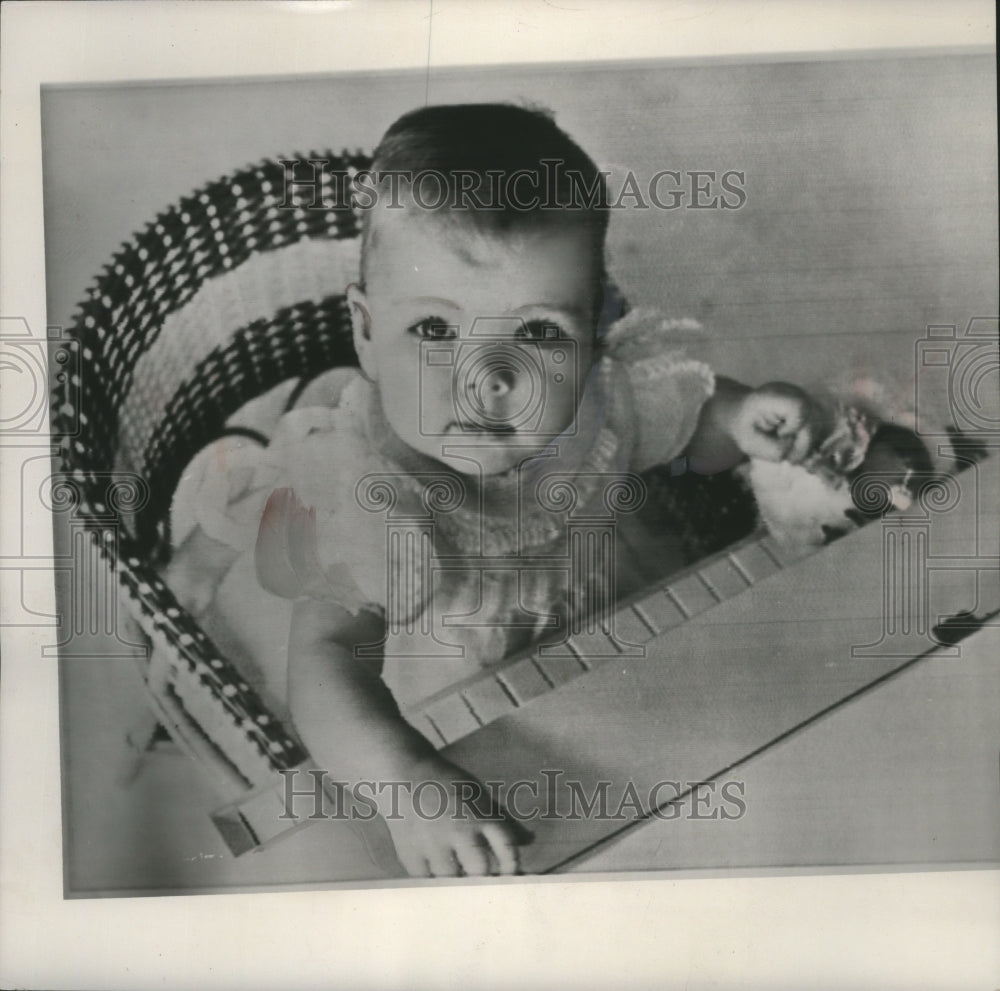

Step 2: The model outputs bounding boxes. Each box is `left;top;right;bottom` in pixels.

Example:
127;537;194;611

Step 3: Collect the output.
475;366;516;401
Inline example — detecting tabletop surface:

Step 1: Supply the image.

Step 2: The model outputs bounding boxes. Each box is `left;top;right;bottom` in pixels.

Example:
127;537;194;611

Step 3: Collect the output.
443;456;999;875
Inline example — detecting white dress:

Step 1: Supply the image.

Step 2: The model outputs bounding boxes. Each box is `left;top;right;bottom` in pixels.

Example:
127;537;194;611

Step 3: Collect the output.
170;310;715;722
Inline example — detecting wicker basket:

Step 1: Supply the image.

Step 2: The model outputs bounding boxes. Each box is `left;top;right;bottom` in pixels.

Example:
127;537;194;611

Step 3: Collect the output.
52;151;375;852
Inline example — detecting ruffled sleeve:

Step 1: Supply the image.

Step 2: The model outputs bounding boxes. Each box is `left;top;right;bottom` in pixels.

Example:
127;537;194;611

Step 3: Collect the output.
251;382;393;616
170;372;396;618
603;308;716;472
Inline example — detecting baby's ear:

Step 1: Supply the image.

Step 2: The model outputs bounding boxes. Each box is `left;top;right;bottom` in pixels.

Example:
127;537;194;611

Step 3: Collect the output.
346;283;377;382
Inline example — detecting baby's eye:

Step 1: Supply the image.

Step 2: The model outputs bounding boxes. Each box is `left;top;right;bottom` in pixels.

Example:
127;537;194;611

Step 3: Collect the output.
408;317;457;340
516;320;564;341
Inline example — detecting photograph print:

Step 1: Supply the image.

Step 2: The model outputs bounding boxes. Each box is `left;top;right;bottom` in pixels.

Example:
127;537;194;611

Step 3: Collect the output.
41;43;998;895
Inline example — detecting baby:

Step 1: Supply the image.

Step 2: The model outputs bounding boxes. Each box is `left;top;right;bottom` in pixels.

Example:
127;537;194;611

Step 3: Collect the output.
166;104;829;877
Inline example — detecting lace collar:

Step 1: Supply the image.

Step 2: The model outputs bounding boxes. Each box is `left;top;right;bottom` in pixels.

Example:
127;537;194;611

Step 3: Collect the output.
358;356;636;555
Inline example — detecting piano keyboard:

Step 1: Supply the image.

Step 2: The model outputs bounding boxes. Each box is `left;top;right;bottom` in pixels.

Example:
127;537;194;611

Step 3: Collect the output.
406;529;802;748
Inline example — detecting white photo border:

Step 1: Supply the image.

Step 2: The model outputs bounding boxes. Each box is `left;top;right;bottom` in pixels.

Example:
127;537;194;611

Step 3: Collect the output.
2;2;997;988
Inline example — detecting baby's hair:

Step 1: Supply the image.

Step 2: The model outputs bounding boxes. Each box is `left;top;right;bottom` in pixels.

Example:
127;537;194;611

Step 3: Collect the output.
358;103;611;312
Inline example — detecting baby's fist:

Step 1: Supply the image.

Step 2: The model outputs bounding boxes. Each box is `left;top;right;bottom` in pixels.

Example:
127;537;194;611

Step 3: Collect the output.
731;382;829;463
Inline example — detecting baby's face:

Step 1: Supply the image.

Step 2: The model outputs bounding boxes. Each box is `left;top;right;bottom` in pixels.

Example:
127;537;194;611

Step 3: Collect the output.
350;207;598;476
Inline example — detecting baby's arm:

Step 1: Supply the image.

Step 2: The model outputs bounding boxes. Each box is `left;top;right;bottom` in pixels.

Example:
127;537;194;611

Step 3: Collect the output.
686;376;830;474
287;597;524;877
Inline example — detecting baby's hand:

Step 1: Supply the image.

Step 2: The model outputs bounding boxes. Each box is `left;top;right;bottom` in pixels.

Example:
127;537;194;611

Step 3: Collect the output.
382;755;528;878
730;382;829;464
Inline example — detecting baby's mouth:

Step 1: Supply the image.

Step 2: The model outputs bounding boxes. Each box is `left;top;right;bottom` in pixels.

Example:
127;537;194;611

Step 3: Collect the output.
446;420;517;437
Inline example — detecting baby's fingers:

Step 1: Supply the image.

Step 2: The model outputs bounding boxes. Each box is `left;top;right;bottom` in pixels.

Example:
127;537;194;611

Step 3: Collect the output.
755;395;804;434
425;845;462;878
738;394;810;461
453;833;493;877
754;405;791;431
479;821;522;876
393;842;432;879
